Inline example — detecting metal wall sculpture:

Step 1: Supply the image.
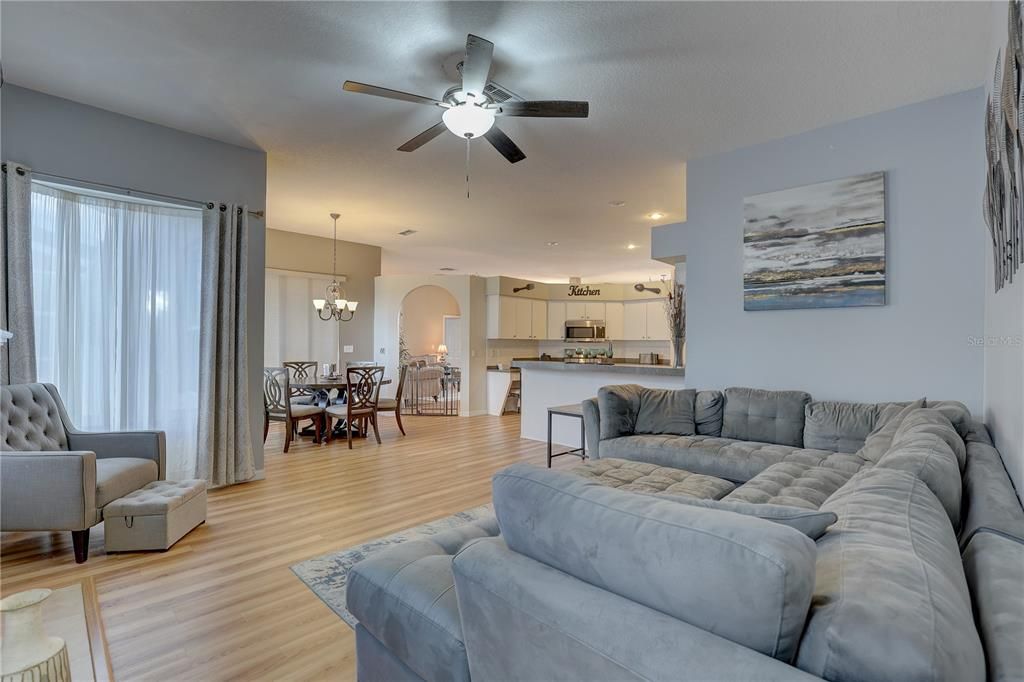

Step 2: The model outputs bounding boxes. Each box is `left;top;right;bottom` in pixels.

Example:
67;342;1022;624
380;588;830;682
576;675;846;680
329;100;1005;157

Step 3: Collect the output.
985;0;1024;291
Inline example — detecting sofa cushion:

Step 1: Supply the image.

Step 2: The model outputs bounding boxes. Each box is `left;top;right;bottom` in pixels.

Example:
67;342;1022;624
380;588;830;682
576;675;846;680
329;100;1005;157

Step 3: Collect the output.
802;400;880;454
721;387;811;448
656;494;837;539
856;397;925;463
962;531;1024;682
925;400;972;440
1;383;69;452
95;458;159;508
346;516;499;682
634;388;696;436
960;422;1024;549
493;464;817;662
876;410;963;530
796;468;984;682
725;461;856;510
695;390;724;436
893;408;966;470
599;434;867;483
572;458;734;500
597;384;644;439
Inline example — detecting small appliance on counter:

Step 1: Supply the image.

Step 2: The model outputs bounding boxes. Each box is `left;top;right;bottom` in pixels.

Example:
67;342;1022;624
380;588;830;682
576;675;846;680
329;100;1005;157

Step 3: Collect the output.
637;353;661;365
563;347;614;365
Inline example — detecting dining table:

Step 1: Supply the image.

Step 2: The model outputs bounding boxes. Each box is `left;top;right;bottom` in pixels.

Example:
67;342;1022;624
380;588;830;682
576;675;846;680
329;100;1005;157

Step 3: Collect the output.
292;376;392;439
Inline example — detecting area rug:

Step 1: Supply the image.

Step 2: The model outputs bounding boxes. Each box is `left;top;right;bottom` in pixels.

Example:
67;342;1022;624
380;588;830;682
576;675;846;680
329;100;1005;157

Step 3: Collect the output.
291;504;494;628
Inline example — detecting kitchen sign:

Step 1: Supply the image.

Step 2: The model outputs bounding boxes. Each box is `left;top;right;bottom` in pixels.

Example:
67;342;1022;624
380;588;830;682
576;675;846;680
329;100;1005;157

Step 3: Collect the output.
567;285;602;297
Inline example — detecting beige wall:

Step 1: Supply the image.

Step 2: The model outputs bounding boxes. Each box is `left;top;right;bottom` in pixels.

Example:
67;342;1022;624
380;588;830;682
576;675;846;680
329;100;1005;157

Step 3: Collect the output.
401;285;460;356
265;228;381;363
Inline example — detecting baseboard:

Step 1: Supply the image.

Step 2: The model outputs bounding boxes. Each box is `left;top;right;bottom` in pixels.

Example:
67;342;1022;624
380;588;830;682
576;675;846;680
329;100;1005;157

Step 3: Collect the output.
252;468;266;481
462;409;489;417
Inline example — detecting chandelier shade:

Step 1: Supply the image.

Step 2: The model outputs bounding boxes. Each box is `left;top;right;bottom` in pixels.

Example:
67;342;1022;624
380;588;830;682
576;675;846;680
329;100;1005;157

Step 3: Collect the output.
313;213;358;322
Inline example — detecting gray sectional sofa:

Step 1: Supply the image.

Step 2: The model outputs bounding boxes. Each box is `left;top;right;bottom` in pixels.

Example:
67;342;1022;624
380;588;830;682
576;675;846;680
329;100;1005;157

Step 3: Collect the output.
347;385;1024;682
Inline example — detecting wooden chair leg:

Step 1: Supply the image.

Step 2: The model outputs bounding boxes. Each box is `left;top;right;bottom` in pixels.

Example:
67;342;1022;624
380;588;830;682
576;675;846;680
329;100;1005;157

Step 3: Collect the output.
263;411;270;443
312;415;321;444
72;529;90;564
370;412;382;444
394;409;406;436
284;418;292;453
324;415;332;444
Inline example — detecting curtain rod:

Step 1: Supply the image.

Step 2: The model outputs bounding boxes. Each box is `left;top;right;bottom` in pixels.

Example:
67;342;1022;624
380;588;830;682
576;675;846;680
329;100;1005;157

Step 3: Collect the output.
1;163;265;219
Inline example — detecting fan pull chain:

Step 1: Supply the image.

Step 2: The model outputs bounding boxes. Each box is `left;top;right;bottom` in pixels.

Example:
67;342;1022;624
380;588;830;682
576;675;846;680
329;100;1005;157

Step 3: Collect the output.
465;136;472;199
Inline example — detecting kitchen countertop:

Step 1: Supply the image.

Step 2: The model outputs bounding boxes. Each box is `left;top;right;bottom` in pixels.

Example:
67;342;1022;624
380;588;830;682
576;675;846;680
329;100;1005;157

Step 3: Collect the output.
512;360;684;377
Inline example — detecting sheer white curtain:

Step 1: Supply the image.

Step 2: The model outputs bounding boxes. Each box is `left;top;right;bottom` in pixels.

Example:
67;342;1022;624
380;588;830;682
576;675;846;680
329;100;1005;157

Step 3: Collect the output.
31;182;203;480
264;269;341;369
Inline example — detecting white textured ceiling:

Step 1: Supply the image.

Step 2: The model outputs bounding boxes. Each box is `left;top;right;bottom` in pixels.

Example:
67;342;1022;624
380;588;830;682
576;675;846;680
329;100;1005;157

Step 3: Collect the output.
1;1;992;283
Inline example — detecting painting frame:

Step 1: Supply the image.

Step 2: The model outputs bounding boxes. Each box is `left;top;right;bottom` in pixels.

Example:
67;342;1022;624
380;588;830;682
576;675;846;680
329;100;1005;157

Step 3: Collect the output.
742;171;887;311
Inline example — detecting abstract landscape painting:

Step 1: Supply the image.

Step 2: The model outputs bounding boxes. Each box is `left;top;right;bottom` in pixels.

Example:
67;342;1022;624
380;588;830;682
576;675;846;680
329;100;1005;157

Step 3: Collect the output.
743;171;886;311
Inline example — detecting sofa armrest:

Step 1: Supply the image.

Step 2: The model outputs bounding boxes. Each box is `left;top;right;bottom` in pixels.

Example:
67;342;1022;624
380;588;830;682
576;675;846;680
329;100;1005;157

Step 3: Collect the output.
453;538;822;681
67;429;166;479
581;397;601;458
0;451;98;531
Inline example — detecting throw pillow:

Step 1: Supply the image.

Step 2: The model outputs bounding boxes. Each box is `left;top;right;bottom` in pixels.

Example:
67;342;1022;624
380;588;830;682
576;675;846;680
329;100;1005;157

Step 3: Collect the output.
634;388;697;436
657;495;838;540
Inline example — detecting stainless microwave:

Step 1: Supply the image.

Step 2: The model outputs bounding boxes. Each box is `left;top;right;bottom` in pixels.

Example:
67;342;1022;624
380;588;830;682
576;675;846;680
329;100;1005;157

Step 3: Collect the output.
565;319;607;342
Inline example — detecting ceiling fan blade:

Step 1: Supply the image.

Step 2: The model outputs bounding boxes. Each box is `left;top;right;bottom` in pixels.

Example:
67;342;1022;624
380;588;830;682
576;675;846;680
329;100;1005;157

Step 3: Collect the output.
397;121;448;152
343;81;442;107
461;34;494;99
497;101;590;118
484;125;526;164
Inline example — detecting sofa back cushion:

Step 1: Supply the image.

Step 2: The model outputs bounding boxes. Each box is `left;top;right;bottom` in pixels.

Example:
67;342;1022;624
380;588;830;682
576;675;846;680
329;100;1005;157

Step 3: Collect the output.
720;387;811;447
1;383;68;452
597;385;697;438
855;397;925;463
796;468;984;682
960;422;1024;549
695;390;724;436
925;400;972;440
493;464;817;662
876;409;963;530
802;401;880;454
962;532;1024;682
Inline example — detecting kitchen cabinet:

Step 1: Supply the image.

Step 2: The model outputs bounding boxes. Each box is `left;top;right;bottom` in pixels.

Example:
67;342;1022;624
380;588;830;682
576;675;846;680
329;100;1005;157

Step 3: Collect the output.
564;300;605;321
487;295;546;339
547;302;566;340
623;300;670;340
604;302;624;340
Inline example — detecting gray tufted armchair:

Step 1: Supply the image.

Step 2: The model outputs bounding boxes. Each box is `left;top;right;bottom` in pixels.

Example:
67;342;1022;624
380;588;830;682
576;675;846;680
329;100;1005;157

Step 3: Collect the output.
1;383;165;562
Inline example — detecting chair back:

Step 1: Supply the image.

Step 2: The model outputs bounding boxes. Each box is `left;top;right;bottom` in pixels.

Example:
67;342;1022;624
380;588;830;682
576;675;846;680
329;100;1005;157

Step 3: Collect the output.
282;360;317;397
1;383;70;452
263;367;292;418
395;365;408;403
346;365;384;414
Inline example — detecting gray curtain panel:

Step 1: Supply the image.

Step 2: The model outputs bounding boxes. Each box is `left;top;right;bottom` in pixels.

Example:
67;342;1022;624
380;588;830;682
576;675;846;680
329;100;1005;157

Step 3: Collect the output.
0;162;37;385
196;204;255;486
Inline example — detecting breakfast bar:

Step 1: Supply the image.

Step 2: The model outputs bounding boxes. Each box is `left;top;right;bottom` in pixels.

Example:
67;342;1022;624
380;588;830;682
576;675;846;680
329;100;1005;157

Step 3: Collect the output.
512;360;685;447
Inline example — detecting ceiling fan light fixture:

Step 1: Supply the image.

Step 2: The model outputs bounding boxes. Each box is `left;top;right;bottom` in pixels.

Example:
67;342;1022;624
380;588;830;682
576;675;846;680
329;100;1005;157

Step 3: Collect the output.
442;102;495;139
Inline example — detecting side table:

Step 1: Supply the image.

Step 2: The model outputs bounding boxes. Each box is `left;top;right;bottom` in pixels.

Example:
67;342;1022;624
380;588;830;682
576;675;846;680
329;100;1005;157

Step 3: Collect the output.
547;403;587;468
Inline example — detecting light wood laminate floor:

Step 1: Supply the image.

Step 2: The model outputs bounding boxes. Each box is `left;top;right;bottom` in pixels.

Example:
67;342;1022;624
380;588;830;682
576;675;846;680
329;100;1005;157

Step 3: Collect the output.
1;414;572;681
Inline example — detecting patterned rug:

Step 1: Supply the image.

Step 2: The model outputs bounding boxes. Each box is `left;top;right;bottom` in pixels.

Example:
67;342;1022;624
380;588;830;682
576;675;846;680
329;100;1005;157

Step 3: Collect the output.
291;504;494;628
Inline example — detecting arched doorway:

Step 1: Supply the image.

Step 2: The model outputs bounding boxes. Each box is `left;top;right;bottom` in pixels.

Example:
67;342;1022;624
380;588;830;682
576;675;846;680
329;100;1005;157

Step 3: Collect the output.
399;285;462;365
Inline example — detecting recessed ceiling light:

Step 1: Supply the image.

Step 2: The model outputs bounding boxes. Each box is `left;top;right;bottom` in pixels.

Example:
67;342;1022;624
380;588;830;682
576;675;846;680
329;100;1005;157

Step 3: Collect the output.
627;244;638;250
546;241;559;246
646;212;665;220
439;267;456;272
608;200;627;207
398;229;418;236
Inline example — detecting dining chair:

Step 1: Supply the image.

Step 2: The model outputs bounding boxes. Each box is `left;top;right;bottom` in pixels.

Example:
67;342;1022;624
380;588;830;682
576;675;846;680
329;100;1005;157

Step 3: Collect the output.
326;365;384;449
375;364;407;436
283;360;318;406
263;367;327;452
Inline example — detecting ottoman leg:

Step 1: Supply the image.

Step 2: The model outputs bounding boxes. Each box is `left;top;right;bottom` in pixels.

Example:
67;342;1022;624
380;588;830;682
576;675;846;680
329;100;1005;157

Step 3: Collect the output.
72;528;90;563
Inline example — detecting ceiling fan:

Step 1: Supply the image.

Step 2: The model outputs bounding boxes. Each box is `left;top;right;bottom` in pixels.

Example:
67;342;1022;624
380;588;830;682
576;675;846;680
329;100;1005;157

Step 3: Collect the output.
342;34;589;164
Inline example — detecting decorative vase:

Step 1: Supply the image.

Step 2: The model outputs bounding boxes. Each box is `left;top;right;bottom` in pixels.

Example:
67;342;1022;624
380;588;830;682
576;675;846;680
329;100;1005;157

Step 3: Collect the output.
1;589;71;682
671;337;685;368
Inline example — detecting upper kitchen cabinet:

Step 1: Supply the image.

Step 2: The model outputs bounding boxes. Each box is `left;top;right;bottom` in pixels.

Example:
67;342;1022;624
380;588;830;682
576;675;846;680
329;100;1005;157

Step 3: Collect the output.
487;295;547;339
622;300;670;340
547;302;566;340
565;300;605;321
604;302;624;340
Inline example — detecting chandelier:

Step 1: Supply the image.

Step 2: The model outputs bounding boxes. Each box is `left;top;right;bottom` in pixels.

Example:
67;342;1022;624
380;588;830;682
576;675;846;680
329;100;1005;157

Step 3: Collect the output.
313;212;359;322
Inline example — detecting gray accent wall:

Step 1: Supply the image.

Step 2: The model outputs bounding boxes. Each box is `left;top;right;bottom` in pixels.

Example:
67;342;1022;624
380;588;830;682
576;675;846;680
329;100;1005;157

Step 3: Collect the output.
1;84;269;472
653;88;987;415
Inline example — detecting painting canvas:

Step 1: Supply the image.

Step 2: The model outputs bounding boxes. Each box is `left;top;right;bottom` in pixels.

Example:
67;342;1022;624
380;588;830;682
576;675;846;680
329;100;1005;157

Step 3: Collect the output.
743;171;886;311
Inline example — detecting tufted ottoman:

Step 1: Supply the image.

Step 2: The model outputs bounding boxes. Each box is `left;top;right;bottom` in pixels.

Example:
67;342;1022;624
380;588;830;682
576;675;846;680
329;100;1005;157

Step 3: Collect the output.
103;479;207;552
572;457;736;500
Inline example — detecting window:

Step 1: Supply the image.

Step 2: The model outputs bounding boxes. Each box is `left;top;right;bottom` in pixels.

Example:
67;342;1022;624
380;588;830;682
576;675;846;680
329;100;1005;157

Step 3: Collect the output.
31;182;203;480
264;269;341;370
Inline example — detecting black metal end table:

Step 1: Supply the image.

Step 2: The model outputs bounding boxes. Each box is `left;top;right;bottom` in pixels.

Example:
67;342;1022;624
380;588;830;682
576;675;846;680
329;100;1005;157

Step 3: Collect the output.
547;403;587;468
